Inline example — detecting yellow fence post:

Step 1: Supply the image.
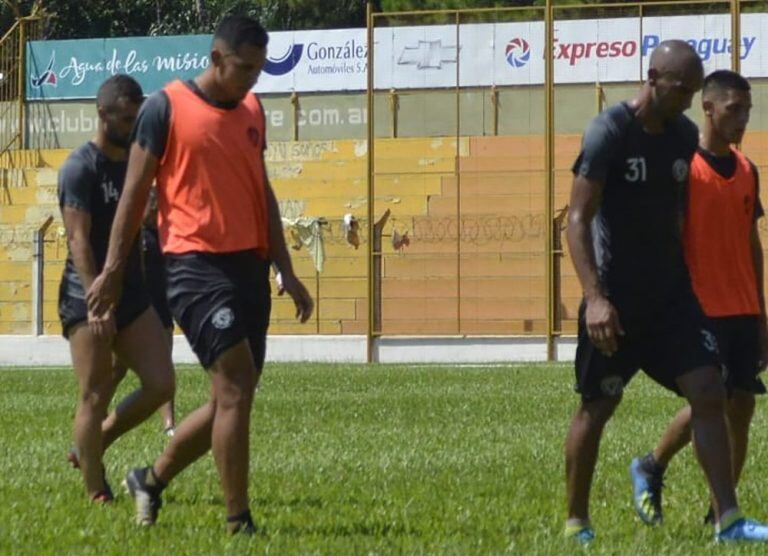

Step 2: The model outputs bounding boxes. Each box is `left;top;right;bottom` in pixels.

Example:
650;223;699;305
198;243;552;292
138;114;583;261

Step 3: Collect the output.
545;0;556;360
388;88;398;138
366;0;376;363
455;10;462;335
290;92;300;141
731;0;741;73
17;18;25;149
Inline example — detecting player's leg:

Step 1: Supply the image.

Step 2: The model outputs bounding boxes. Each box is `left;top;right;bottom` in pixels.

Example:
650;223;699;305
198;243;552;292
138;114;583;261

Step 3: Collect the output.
209;340;260;530
67;355;129;469
650;405;691;468
101;307;175;451
565;304;633;544
565;396;620;523
727;389;755;487
159;326;176;434
69;322;114;500
676;366;738;515
724;316;764;489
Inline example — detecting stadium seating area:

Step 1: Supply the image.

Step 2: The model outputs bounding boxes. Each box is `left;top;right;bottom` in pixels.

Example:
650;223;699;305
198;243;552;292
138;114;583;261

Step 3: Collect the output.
1;132;764;336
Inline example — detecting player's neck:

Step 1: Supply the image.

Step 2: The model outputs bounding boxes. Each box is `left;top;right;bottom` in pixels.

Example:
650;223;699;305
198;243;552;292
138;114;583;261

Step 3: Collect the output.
699;130;731;157
194;72;239;105
629;88;666;134
92;135;127;161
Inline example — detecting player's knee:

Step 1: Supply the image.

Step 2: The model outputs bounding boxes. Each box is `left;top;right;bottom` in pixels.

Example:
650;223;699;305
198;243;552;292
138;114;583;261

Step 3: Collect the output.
215;377;255;411
687;377;727;415
79;385;111;414
582;396;620;425
147;371;175;404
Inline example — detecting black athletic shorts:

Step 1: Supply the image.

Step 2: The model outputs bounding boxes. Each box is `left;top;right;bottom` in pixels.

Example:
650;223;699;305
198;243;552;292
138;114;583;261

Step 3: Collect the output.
58;281;151;339
142;228;173;328
574;287;721;400
165;250;271;370
711;316;766;395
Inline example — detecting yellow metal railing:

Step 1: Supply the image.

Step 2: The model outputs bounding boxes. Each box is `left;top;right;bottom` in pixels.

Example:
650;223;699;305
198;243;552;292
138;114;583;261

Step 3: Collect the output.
366;0;762;361
0;16;41;158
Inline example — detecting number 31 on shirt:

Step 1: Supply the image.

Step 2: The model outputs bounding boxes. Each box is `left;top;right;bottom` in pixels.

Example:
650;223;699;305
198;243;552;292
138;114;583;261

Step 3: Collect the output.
625;157;647;182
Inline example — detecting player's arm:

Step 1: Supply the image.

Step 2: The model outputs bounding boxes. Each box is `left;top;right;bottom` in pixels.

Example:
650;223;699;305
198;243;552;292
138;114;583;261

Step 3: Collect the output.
264;177;313;323
749;165;768;367
567;175;604;302
62;208;98;290
568;112;625;355
87;92;168;316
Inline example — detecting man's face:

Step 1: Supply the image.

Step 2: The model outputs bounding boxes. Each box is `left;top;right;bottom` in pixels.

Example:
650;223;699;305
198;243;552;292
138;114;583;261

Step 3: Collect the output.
706;88;751;145
215;43;267;100
651;66;704;120
100;97;140;149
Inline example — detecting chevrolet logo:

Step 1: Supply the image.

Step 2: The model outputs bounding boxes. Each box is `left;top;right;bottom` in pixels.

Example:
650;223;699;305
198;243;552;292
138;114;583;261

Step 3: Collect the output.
398;40;458;69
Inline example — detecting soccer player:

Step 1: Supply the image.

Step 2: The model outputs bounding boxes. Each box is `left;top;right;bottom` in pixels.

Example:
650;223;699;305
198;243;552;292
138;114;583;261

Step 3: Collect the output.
630;70;768;526
58;74;175;502
564;40;768;544
87;16;313;534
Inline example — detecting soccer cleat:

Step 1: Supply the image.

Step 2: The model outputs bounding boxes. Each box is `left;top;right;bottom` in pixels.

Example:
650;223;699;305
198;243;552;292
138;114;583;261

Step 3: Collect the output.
227;518;257;535
124;467;163;526
163;426;175;438
716;518;768;542
630;457;664;525
565;525;595;546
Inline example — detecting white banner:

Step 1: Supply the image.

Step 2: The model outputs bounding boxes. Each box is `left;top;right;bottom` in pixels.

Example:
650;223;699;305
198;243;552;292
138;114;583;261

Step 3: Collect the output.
252;13;765;94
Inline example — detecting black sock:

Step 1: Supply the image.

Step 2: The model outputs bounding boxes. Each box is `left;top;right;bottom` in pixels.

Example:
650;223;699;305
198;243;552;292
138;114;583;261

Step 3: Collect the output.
143;466;166;492
640;452;665;475
227;510;255;534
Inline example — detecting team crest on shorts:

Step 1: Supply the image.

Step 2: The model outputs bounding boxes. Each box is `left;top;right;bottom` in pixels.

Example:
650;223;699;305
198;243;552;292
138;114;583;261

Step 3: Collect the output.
600;375;624;396
212;307;235;330
700;329;718;353
672;158;689;182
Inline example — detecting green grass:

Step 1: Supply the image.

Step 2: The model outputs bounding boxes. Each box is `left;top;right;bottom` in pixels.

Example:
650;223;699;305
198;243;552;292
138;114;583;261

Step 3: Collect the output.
1;362;767;554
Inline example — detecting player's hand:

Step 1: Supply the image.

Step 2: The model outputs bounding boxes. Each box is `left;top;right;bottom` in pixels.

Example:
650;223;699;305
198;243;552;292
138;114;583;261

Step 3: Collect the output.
758;317;768;372
280;272;314;323
585;294;625;357
88;309;116;343
86;270;122;317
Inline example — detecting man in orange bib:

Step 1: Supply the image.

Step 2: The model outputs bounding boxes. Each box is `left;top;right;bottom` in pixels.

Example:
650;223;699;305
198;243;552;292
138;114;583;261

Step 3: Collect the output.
630;70;768;528
87;16;313;534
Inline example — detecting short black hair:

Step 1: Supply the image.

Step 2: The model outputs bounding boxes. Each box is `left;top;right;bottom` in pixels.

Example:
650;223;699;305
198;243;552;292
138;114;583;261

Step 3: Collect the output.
96;74;143;111
214;15;269;51
703;70;750;97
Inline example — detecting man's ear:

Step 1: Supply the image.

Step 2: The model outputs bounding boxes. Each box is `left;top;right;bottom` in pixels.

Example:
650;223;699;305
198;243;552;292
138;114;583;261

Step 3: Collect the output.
210;48;223;67
646;67;659;86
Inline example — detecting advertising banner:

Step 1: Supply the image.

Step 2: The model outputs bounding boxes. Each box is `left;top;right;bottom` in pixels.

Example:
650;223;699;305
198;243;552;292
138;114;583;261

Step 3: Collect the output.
26;13;768;100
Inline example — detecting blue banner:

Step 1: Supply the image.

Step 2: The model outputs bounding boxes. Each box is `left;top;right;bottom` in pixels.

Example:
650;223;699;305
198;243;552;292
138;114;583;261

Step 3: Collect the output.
27;35;213;100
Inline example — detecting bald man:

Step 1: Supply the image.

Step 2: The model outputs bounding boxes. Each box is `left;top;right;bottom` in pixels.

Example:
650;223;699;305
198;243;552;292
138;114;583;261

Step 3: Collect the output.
564;40;768;544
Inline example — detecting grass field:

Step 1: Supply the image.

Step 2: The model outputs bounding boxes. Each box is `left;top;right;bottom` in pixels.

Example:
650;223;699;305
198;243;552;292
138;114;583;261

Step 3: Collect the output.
2;362;768;555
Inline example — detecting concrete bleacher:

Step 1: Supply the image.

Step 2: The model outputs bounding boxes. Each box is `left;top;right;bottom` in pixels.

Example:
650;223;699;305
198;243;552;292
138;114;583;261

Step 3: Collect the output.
5;132;766;337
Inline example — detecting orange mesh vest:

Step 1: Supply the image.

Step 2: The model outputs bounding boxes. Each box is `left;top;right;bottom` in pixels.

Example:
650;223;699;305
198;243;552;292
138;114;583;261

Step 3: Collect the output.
156;80;269;255
684;149;760;317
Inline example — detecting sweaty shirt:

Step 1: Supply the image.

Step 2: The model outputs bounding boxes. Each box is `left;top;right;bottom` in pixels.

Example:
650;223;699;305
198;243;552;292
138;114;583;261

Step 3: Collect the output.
58;142;142;298
131;80;269;255
572;102;699;319
684;147;763;317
